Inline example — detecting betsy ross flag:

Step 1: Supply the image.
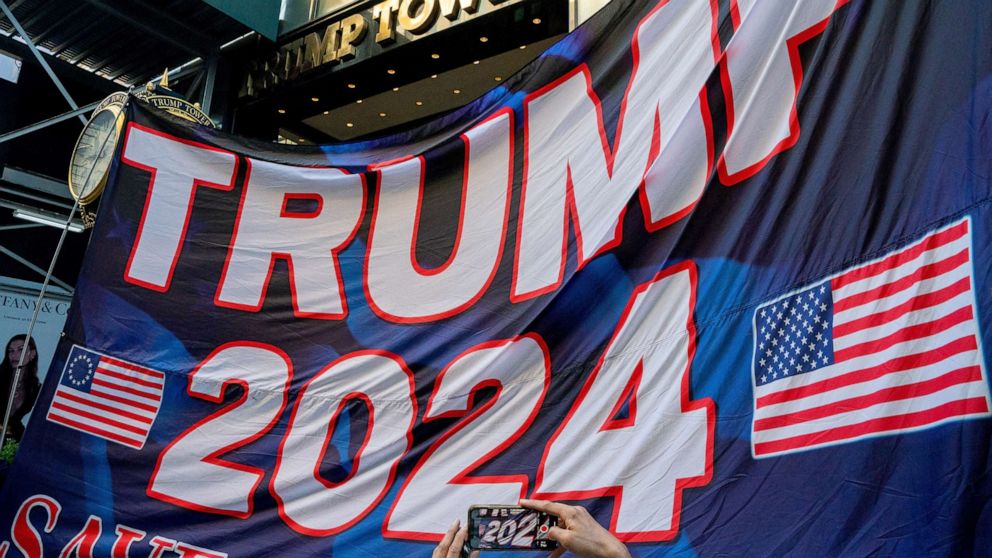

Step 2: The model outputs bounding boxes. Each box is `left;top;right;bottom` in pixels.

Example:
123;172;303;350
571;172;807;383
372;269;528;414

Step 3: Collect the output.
751;217;990;458
46;345;164;449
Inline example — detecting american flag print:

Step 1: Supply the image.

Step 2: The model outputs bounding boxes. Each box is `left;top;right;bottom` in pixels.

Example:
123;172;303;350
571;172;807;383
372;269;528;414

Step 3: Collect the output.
46;345;165;449
751;217;990;458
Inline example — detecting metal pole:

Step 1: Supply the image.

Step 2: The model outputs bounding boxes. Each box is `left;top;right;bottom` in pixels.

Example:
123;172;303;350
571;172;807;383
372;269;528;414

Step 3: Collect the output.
0;101;100;145
0;0;88;124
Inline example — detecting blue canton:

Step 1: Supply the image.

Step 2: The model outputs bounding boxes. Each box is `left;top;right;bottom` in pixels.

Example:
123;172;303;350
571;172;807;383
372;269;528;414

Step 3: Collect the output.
61;346;97;392
753;281;835;386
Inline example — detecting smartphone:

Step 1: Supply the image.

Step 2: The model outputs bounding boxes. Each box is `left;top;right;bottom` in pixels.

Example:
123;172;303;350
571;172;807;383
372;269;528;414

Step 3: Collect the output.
466;505;558;551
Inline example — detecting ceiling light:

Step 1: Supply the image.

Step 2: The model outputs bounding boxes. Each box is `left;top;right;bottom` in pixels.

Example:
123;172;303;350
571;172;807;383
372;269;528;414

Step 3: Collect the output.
532;18;542;24
379;112;387;117
453;89;461;94
311;96;319;102
431;74;438;79
347;83;356;89
494;76;502;81
356;99;363;104
346;122;354;127
12;208;84;233
393;87;400;92
323;110;329;115
473;60;480;65
277;108;286;114
519;45;527;49
431;53;440;59
479;36;488;42
387;69;396;75
415;101;423;106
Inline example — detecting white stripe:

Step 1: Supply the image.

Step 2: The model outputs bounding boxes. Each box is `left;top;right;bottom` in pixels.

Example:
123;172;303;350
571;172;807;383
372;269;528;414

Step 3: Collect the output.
756;349;982;423
99;360;165;384
754;326;972;400
832;292;974;351
93;370;163;399
833;264;970;327
831;234;969;302
54;386;159;420
753;379;990;444
46;410;146;446
54;387;157;429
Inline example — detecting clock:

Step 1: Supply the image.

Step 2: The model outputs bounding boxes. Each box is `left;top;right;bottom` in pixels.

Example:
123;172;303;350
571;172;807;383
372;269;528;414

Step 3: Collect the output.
68;92;127;205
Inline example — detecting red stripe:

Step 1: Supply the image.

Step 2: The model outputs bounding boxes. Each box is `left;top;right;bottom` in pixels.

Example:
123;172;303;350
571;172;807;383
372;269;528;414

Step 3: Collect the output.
49;401;150;436
832;249;969;313
756;335;977;408
833;277;971;338
833;306;973;362
84;386;159;413
92;378;161;401
754;365;982;431
47;413;143;448
55;389;155;424
754;397;989;455
99;355;164;379
97;366;163;389
831;221;968;290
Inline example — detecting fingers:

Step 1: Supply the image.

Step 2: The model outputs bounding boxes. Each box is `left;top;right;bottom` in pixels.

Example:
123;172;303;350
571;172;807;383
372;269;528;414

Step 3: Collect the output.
519;498;572;517
446;526;468;558
433;520;460;558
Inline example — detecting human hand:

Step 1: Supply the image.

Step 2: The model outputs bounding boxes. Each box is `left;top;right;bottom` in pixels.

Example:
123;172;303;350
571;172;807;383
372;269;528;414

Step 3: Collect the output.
519;499;631;558
433;520;478;558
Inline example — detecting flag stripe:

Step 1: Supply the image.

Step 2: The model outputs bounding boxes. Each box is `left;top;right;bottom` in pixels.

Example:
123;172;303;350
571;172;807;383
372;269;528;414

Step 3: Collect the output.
756;335;976;408
54;388;156;424
754;397;990;456
753;365;982;431
83;386;160;413
49;401;151;435
832;277;971;338
833;306;973;362
832;249;969;313
832;290;971;352
833;264;970;327
97;366;164;389
95;369;163;396
46;413;144;449
757;349;979;418
100;355;165;380
91;378;161;401
831;221;968;290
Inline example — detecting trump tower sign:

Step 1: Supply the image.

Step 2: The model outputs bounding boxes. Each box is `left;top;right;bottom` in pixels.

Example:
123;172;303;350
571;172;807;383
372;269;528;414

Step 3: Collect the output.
1;1;991;556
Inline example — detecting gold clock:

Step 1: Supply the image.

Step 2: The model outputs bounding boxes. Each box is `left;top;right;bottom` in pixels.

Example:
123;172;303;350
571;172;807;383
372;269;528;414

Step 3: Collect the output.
68;92;127;205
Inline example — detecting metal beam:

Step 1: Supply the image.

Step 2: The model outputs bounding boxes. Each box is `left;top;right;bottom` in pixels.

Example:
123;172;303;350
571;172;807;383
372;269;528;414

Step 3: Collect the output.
29;5;86;46
80;0;213;58
0;0;87;124
0;223;41;231
0;245;72;292
202;55;218;116
0;101;100;145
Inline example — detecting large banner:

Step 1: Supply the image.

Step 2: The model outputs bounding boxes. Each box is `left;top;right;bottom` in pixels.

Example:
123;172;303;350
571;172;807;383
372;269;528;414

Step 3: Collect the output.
3;0;991;556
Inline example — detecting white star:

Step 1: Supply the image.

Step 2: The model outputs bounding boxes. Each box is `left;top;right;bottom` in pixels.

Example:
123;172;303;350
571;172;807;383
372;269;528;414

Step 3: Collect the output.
759;358;766;367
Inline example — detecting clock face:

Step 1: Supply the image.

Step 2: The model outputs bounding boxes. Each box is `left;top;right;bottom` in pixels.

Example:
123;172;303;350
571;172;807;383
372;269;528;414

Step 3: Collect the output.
69;103;124;204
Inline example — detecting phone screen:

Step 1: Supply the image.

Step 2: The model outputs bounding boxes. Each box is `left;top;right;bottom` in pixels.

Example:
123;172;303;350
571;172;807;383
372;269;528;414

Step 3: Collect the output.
467;505;558;551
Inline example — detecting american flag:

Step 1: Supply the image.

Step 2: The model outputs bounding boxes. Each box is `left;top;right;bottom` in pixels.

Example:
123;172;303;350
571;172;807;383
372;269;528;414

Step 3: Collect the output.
751;217;990;458
46;345;164;449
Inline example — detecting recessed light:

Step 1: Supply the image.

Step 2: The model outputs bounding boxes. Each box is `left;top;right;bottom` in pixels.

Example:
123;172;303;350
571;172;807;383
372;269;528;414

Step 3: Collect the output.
532;18;541;24
356;99;363;104
311;96;319;102
379;112;387;117
519;45;527;49
494;76;502;81
347;83;356;89
431;53;440;59
346;122;354;127
479;36;488;43
387;69;396;75
277;108;286;114
453;89;461;94
323;110;329;115
393;87;400;92
415;101;423;106
431;74;438;79
473;60;480;65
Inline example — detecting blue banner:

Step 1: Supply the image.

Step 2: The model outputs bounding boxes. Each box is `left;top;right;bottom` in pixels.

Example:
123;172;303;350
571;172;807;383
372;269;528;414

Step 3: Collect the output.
2;0;991;556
